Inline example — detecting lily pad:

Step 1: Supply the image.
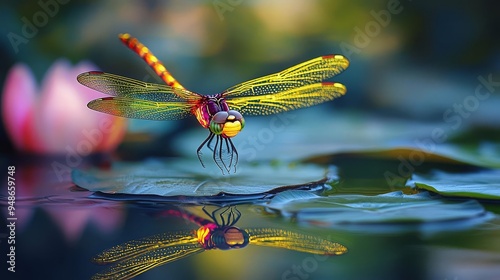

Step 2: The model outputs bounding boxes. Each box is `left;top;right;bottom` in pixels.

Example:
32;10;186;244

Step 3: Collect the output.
173;109;500;168
266;190;491;233
409;169;500;200
174;110;446;162
72;159;334;199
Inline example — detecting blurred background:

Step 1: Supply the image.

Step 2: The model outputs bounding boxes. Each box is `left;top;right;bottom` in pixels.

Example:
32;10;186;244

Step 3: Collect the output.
1;0;499;157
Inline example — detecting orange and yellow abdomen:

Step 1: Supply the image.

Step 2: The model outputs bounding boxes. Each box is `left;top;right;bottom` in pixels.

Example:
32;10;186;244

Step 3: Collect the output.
119;33;184;89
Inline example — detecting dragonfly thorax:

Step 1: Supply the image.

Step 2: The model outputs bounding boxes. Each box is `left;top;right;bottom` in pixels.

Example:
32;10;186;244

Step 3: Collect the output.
209;226;249;250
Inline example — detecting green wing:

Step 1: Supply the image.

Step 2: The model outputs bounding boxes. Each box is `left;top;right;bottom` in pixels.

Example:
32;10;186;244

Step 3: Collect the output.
224;55;349;115
77;71;200;102
92;231;203;280
78;71;202;120
246;228;347;255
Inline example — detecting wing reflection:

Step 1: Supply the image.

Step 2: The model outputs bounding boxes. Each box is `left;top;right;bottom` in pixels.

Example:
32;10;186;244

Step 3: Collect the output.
92;206;347;279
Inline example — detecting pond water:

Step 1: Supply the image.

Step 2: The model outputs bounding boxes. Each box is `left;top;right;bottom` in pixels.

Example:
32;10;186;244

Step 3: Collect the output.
2;150;500;280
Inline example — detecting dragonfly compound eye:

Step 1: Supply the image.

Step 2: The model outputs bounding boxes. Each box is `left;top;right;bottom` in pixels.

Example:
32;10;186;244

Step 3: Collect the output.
223;227;249;248
209;121;224;135
211;227;249;250
221;111;245;138
209;111;245;137
209;111;229;135
212;111;229;124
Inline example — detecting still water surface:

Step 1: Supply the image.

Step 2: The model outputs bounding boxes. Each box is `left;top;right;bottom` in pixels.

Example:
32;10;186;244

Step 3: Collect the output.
2;157;500;280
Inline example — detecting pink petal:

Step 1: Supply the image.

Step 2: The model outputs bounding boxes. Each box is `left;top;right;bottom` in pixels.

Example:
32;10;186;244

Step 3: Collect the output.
71;60;105;101
95;116;128;152
90;206;125;233
36;59;127;154
47;205;124;242
47;208;91;243
36;60;83;153
72;61;128;151
1;64;38;151
2;59;127;156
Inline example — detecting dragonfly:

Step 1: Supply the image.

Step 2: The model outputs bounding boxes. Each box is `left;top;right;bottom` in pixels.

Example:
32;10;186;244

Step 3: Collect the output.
91;206;347;279
77;34;349;173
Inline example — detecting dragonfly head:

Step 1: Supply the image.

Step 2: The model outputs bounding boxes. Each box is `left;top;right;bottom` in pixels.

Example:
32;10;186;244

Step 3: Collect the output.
209;110;245;138
211;226;249;250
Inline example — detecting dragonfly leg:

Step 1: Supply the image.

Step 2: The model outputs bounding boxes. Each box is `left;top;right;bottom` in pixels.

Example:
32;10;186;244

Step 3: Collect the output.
196;132;215;168
214;138;236;174
227;138;239;173
212;135;226;174
202;206;217;222
213;135;230;174
223;138;234;172
196;132;236;174
219;136;232;173
212;206;240;226
207;133;216;152
202;206;232;227
228;207;242;226
197;132;215;168
217;207;231;226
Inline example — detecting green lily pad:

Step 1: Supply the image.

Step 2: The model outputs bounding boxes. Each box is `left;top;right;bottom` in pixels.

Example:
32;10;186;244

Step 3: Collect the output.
418;143;500;168
266;190;491;232
174;110;500;168
409;169;500;200
72;159;334;199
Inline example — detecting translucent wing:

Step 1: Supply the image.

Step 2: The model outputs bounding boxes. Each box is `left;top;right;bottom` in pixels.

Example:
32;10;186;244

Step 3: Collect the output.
77;71;200;102
224;55;349;115
226;82;346;115
246;228;347;255
92;231;203;280
223;55;348;98
78;72;200;120
87;97;194;120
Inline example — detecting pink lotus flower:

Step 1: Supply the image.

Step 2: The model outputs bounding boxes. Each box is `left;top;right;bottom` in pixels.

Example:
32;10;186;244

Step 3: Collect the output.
8;162;125;242
2;59;127;154
46;203;125;243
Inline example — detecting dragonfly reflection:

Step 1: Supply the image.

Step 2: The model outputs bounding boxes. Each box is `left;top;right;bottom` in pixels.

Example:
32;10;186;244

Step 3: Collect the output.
92;206;347;279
